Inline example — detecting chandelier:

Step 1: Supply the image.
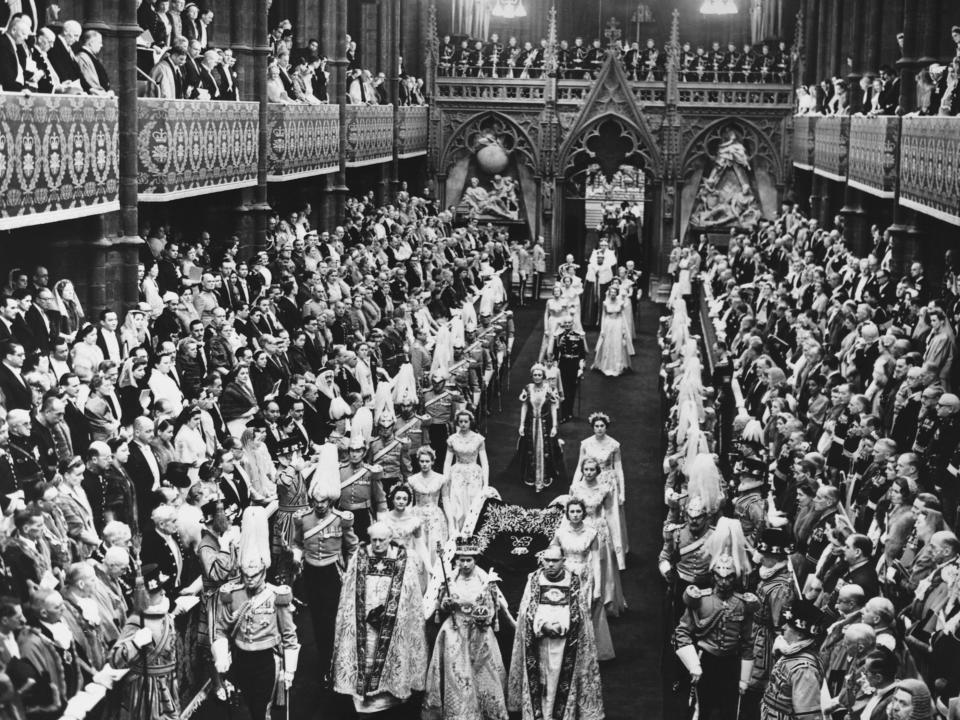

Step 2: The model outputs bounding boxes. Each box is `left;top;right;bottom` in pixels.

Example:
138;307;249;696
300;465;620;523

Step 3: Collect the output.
699;0;738;14
491;0;527;18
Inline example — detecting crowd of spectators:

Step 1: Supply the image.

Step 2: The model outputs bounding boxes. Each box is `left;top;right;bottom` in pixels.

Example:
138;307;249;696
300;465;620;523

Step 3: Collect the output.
659;205;960;720
438;32;790;83
0;184;533;719
267;22;425;106
797;26;960;117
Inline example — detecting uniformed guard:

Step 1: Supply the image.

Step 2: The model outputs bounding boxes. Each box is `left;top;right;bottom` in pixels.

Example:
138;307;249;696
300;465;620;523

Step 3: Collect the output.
293;445;358;686
733;457;768;545
368;411;411;498
570;37;588;78
659;495;716;614
423;372;463;461
338;432;385;541
196;500;239;660
550;316;587;422
760;600;825;720
743;528;798;720
213;512;300;720
673;553;757;720
438;35;455;77
483;33;502;78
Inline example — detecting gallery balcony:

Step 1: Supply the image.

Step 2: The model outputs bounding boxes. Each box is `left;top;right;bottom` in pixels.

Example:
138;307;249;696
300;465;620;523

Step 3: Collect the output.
0;92;120;230
1;92;429;224
136;98;260;200
792;114;960;225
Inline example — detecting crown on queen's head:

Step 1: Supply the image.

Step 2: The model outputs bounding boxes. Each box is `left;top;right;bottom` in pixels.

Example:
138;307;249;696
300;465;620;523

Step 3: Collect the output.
455;535;481;556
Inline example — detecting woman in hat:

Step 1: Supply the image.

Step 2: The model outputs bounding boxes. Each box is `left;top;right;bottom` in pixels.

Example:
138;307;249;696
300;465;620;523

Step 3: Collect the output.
423;536;508;720
443;410;489;535
69;323;105;383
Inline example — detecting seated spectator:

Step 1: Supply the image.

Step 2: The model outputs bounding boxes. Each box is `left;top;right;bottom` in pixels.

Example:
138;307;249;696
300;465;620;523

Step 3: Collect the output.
0;13;33;92
266;61;294;103
76;29;114;97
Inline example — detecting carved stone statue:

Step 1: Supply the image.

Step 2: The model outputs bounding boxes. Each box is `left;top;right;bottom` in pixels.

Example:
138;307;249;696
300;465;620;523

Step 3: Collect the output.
689;129;763;230
460;175;520;221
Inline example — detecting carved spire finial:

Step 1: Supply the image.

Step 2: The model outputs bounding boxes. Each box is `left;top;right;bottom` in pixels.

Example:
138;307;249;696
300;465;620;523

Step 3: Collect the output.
665;8;680;70
543;4;558;75
427;0;439;65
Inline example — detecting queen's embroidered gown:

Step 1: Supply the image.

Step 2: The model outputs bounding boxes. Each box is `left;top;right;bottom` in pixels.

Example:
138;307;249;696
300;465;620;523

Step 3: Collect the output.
423;569;508;720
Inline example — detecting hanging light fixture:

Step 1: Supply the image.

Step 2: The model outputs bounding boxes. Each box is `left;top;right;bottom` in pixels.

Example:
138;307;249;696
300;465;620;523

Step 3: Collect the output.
699;0;738;15
491;0;527;18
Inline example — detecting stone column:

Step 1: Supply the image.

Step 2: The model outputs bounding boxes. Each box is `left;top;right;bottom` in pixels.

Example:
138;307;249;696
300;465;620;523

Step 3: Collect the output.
252;0;271;249
863;0;884;74
840;186;868;256
331;0;349;223
896;0;920;113
809;173;824;223
916;0;942;66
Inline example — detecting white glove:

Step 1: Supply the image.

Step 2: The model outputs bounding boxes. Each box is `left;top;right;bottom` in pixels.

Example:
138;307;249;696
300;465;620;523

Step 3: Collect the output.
658;560;672;579
675;644;702;679
283;671;295;689
212;638;232;674
133;628;153;648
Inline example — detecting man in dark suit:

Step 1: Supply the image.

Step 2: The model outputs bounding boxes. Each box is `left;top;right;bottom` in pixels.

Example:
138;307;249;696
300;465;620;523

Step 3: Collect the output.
126;417;162;528
182;39;202;98
214;47;238;100
0;342;32;412
0;14;31;93
196;48;221;99
25;289;59;358
217;447;250;524
48;20;83;84
139;505;185;596
59;373;91;454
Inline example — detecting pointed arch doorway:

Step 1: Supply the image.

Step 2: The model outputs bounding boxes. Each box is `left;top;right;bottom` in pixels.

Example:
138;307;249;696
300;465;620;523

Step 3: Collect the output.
554;115;662;294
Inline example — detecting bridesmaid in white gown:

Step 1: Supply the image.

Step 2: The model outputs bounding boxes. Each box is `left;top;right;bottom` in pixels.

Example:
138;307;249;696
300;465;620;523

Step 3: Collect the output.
381;483;431;589
550;498;616;661
407;446;450;569
559;273;587;339
591;286;635;377
443;410;489;534
571;412;629;563
539;285;569;361
568;457;627;614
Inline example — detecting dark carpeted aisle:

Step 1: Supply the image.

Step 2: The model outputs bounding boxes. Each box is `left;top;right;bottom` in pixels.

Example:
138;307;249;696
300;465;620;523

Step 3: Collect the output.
215;299;668;720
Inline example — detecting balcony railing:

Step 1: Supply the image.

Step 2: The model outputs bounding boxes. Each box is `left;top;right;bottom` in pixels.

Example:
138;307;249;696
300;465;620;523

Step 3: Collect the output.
900;116;960;226
813;115;850;182
397;105;429;159
557;79;666;106
0;93;119;230
137;98;259;200
791;115;816;170
267;103;340;181
436;77;546;102
345;104;395;167
848;115;900;198
677;83;793;108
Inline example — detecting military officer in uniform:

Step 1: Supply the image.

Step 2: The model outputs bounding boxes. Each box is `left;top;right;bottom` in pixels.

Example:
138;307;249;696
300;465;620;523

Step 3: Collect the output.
293;449;358;685
438;35;455;77
724;42;741;82
367;412;411;497
659;496;716;616
549;317;587;423
556;39;570;78
744;528;798;720
584;38;603;76
708;41;725;82
733;458;767;544
673;553;757;720
450;344;480;412
760;600;825;720
570;37;588;78
453;39;471;78
483;33;502;78
642;38;662;81
423;372;462;461
213;552;300;720
680;42;697;81
338;434;385;541
500;36;521;78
